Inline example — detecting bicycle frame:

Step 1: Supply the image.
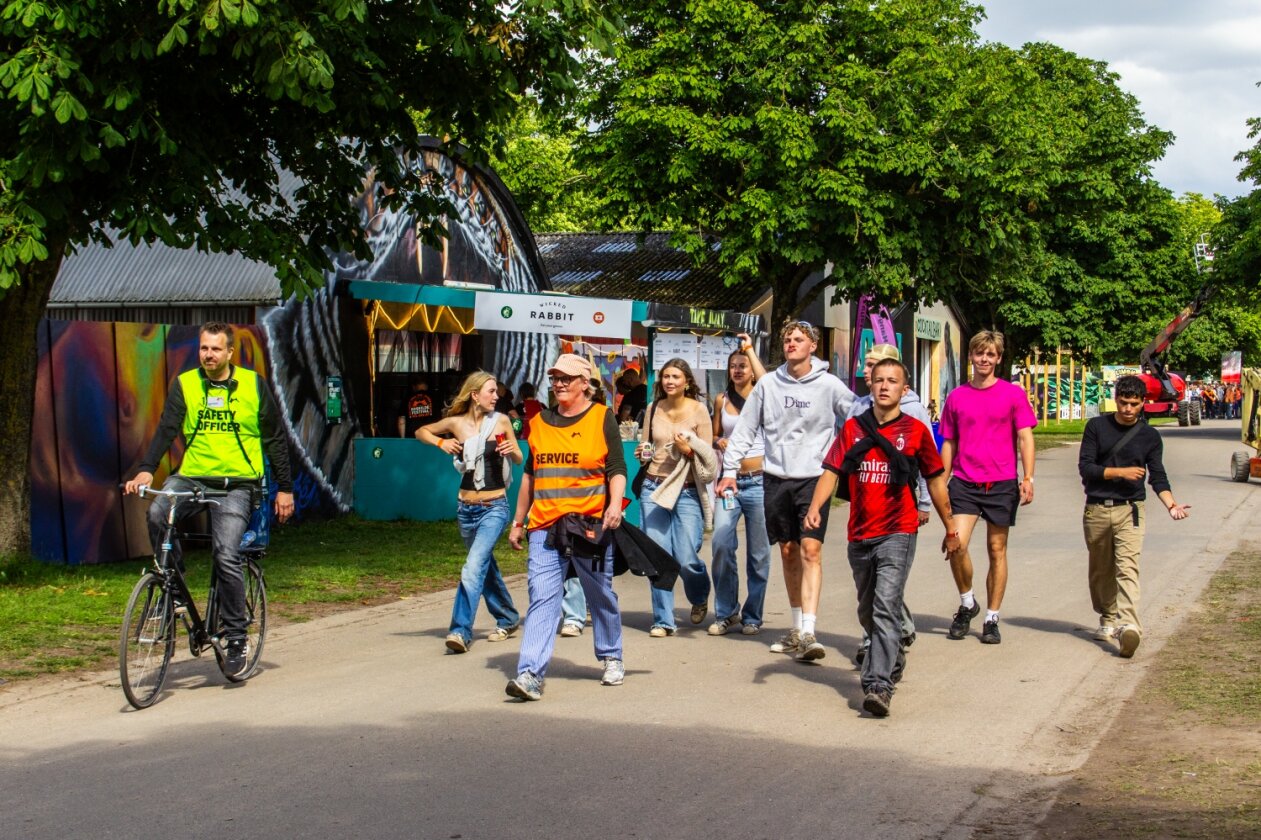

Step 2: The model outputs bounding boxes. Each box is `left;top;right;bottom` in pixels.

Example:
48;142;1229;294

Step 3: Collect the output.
138;484;230;660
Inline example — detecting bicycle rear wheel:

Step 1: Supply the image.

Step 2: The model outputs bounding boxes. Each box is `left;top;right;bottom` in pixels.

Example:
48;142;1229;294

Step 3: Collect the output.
119;573;175;709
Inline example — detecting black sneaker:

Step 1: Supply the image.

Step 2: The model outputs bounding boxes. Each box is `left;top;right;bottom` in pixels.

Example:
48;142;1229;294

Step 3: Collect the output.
855;644;867;665
902;631;917;649
981;620;1001;645
948;602;980;640
224;639;247;675
862;688;892;717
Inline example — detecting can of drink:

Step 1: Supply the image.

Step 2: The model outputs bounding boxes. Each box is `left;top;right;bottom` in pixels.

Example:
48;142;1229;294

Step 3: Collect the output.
640;442;655;462
495;432;507;445
721;489;736;510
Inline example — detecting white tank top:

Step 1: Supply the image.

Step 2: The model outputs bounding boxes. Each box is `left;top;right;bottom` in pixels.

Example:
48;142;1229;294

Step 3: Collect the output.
720;395;764;460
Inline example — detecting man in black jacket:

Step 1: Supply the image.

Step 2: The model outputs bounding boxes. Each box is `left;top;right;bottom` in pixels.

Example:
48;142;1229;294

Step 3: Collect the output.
1078;375;1190;658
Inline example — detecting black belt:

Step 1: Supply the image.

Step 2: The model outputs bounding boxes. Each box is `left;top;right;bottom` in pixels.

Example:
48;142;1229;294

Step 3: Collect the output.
1087;497;1141;525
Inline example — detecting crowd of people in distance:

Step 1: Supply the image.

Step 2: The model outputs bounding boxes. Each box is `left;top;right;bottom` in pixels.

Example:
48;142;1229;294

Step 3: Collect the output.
1187;380;1243;420
411;322;1189;718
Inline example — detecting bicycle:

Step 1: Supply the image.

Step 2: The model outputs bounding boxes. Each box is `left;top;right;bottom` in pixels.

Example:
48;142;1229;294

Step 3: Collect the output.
119;481;268;709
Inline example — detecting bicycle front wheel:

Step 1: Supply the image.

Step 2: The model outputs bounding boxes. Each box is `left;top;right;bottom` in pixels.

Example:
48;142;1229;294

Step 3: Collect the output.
222;558;268;683
119;572;175;709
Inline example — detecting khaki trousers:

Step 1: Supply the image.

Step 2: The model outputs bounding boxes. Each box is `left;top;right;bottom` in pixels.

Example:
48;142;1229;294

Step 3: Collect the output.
1083;501;1145;633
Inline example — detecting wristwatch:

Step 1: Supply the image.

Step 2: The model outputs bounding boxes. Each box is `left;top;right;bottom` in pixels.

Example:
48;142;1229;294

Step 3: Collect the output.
511;521;524;529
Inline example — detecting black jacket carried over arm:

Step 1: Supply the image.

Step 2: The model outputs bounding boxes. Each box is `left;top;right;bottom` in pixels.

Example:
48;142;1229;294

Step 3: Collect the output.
1078;414;1170;503
135;365;294;492
611;522;680;591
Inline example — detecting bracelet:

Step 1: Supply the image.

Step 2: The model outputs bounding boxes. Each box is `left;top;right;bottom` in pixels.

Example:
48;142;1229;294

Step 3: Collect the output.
1022;476;1034;484
511;521;524;529
946;531;960;539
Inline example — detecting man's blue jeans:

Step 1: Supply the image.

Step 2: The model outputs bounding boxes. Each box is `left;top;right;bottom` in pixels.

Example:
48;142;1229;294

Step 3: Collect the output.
710;474;771;627
848;533;916;693
145;475;253;640
562;576;586;628
448;498;520;644
640;479;709;630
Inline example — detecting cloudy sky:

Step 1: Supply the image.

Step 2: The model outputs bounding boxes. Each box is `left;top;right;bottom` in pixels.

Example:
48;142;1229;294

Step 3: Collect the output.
975;1;1261;198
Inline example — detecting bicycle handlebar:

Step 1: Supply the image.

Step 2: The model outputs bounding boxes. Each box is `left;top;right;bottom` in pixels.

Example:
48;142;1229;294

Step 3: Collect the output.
128;484;222;506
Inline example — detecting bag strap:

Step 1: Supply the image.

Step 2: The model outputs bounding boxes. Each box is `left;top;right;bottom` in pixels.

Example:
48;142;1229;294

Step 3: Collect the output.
1099;418;1144;465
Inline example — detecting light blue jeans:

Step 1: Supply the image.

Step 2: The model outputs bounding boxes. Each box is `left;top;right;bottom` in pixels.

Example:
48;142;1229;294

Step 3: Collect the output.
640;478;710;630
561;576;587;628
448;498;520;644
711;474;771;627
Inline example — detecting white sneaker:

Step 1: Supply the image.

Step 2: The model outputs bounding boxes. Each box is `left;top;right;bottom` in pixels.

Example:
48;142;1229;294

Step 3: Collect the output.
601;658;625;686
560;623;583;637
1093;624;1116;642
1118;626;1141;658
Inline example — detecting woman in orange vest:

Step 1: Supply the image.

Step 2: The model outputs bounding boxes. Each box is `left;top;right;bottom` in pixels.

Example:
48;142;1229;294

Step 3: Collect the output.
505;354;628;700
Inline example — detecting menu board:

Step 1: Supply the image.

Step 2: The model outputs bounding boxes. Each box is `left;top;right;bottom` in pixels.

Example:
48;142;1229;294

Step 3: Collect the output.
652;332;699;369
698;335;741;370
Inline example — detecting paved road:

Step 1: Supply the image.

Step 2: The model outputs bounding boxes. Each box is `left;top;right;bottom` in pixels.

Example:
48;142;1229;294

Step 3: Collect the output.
3;421;1259;839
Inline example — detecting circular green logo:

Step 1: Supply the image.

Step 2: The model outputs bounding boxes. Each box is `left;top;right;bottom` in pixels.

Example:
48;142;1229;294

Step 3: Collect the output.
500;306;513;318
372;447;383;459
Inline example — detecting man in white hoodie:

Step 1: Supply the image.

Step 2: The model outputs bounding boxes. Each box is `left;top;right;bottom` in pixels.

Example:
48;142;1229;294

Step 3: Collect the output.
717;320;856;660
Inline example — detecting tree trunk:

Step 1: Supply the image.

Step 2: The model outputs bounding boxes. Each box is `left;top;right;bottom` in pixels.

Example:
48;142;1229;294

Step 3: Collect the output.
0;251;63;555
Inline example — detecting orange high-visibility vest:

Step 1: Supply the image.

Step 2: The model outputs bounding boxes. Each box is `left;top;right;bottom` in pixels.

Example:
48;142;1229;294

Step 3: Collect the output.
527;404;610;530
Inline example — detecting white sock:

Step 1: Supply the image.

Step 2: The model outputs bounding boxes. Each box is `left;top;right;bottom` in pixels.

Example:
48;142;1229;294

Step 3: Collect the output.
802;613;817;636
961;591;976;610
986;610;1000;623
791;608;803;630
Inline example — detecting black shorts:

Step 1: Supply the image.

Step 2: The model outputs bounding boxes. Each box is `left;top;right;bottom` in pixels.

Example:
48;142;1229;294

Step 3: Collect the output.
948;477;1020;527
763;474;831;544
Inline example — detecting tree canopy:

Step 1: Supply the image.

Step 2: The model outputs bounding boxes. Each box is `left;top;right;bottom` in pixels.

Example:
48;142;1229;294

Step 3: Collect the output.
0;0;616;551
576;0;1179;364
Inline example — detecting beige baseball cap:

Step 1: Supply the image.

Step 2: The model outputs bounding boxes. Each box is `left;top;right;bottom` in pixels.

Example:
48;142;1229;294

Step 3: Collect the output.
866;343;902;364
548;353;592;378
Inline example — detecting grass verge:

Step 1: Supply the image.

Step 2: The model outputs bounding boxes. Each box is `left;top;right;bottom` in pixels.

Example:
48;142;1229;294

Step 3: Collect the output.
1037;547;1261;838
0;516;518;682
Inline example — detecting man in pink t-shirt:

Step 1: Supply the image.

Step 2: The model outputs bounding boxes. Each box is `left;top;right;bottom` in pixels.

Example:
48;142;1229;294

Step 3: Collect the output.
938;330;1037;645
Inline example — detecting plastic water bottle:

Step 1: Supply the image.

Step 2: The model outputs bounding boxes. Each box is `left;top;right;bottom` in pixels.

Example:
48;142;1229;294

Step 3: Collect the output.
722;489;736;510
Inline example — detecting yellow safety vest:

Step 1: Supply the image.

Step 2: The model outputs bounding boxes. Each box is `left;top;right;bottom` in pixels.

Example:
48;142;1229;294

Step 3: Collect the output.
177;366;265;480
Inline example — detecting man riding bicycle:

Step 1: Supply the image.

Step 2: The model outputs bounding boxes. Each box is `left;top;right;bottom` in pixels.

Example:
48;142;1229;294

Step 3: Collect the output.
124;322;294;675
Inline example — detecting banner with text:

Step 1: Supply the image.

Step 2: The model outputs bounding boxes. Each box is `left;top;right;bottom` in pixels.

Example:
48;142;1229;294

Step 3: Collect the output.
474;292;632;339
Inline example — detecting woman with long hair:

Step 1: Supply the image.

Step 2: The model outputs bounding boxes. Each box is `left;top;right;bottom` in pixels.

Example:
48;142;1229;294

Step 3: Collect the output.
636;357;717;636
708;334;771;636
418;371;523;653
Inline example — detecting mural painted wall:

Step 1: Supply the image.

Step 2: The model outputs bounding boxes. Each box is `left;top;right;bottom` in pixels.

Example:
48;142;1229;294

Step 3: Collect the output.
30;321;288;565
32;143;553;563
261;143;554;513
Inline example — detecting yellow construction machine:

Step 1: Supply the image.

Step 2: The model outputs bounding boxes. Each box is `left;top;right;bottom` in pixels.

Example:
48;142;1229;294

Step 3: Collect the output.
1229;368;1261;482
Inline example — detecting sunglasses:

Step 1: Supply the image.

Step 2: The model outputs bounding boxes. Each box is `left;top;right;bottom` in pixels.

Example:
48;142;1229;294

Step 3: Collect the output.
549;374;582;386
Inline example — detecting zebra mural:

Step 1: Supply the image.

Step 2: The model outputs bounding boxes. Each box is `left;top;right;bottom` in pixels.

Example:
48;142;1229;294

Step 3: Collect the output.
263;141;554;512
